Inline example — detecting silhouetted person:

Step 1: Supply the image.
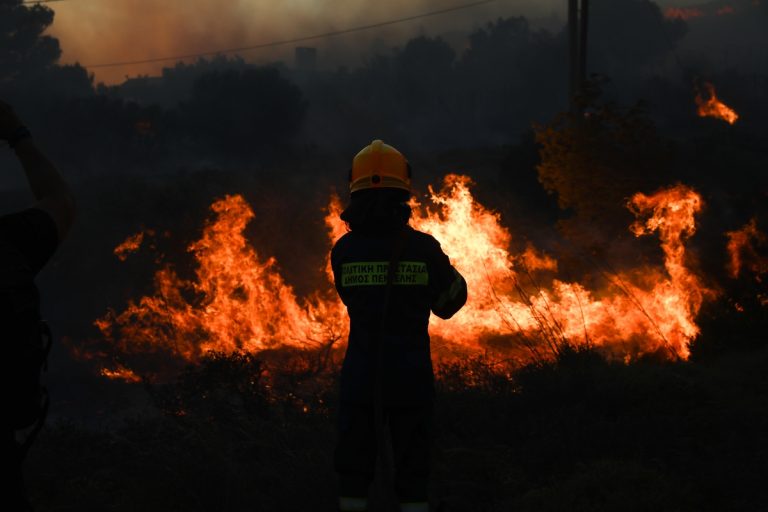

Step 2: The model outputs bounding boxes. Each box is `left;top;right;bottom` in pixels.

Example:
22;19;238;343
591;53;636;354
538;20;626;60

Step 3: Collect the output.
331;140;467;512
0;100;75;511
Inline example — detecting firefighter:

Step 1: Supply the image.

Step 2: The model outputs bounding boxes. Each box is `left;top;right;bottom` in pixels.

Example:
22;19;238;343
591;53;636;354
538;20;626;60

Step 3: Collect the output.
0;100;76;510
331;140;467;512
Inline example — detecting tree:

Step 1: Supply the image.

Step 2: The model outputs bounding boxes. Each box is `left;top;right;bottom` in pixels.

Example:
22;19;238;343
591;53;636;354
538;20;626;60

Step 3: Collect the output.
588;0;687;75
535;79;672;251
457;17;565;144
177;67;307;158
0;0;92;99
0;0;60;82
393;36;455;113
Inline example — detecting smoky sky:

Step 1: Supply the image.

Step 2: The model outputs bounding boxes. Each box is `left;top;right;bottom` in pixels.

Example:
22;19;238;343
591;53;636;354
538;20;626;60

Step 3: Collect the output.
45;0;761;84
46;0;564;83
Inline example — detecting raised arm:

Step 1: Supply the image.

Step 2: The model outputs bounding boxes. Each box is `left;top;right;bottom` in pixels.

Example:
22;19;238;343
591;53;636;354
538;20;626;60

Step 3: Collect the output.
0;100;76;241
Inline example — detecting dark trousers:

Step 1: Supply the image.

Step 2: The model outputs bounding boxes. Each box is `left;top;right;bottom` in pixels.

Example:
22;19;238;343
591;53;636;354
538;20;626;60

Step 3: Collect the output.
2;429;32;511
334;403;433;503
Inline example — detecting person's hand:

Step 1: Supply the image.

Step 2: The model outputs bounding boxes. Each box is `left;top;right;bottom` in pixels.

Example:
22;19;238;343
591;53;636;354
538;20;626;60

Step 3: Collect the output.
0;100;24;141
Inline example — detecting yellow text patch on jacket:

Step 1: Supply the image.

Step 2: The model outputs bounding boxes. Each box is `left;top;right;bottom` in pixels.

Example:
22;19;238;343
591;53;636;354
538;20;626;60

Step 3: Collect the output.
341;261;428;287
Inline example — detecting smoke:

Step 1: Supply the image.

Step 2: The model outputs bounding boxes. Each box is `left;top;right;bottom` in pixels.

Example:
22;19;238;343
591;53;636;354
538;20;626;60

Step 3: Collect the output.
674;1;768;74
47;0;565;84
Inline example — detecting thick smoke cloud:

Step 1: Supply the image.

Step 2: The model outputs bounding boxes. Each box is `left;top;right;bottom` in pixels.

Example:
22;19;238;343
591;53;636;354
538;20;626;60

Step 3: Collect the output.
48;0;568;84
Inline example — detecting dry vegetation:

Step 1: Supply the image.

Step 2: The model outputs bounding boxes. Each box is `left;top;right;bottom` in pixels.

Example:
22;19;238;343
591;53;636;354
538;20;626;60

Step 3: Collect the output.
24;341;768;512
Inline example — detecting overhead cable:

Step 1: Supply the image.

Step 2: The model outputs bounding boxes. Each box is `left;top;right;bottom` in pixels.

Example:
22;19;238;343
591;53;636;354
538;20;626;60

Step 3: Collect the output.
82;0;503;69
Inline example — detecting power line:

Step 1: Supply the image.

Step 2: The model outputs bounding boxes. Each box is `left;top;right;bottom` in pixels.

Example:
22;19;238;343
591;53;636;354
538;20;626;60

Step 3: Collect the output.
83;0;503;69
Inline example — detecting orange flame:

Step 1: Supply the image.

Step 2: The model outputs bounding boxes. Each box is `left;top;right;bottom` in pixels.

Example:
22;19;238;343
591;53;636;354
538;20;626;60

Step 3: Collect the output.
696;82;739;125
664;7;705;20
327;176;712;360
93;176;716;378
404;177;712;360
96;195;346;364
520;244;558;273
114;231;147;261
726;218;768;279
626;185;715;357
325;193;347;282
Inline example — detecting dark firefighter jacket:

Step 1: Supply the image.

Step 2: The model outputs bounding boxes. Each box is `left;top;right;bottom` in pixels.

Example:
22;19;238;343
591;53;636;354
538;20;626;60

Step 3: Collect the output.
331;225;467;406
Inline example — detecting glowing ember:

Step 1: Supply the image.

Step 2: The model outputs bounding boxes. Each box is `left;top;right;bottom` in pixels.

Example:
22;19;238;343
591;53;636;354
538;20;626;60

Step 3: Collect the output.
696;82;739;125
717;5;736;15
100;365;142;383
726;218;768;279
664;7;705;20
114;231;147;261
93;176;718;379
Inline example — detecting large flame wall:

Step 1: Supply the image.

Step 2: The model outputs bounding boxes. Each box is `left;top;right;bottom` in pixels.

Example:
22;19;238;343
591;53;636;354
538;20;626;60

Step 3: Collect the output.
95;175;718;380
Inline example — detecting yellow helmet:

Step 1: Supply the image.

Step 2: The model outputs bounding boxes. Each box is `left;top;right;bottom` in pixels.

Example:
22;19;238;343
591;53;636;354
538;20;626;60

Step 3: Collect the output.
349;139;411;193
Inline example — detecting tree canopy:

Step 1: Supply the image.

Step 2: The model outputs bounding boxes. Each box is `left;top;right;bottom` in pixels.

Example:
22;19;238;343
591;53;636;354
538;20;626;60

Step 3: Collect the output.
0;0;61;83
535;80;672;250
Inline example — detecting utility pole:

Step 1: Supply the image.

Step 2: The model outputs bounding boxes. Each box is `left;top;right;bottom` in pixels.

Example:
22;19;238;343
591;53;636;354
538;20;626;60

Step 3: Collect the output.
569;0;590;113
